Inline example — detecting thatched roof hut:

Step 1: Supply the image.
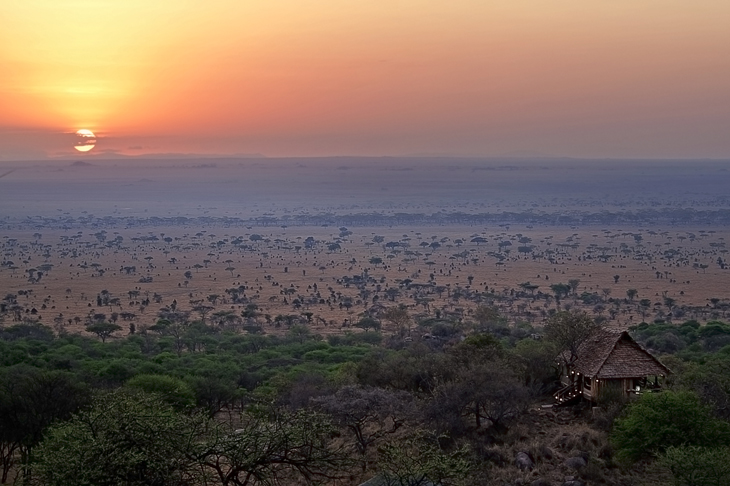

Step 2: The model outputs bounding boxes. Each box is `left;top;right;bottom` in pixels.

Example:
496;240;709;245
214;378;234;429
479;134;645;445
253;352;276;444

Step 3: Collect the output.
556;328;671;403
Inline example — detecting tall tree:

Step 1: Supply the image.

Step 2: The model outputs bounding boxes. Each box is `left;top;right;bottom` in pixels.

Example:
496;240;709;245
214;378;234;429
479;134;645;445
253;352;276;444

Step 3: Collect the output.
544;311;599;367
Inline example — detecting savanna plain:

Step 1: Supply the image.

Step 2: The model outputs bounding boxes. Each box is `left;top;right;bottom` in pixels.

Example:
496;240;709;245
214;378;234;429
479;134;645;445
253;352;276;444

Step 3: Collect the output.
2;158;730;486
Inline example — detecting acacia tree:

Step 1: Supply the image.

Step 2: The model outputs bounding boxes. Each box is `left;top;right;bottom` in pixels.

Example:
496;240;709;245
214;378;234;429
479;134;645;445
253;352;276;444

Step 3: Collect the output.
472;305;502;331
383;306;412;337
378;432;472;486
149;317;190;356
549;283;571;303
544;310;599;367
626;288;638;301
312;386;414;460
85;321;122;343
430;337;529;433
432;360;529;433
198;408;350;486
356;316;381;332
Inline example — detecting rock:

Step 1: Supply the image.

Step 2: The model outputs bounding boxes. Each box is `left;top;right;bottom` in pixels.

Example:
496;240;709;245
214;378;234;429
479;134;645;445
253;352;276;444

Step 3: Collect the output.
573;450;589;461
515;451;535;471
562;481;586;486
531;479;552;486
563;456;587;470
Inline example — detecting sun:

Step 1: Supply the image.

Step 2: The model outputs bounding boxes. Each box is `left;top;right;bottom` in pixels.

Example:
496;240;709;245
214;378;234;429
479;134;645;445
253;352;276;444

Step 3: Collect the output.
74;129;96;152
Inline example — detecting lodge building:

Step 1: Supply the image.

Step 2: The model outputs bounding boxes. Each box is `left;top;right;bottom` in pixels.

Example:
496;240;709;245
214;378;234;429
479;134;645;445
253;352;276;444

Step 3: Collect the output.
555;328;671;404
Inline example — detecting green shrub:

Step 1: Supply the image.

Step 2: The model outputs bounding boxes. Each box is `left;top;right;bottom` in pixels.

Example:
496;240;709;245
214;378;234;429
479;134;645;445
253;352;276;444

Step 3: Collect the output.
611;390;730;463
659;446;730;486
126;374;195;410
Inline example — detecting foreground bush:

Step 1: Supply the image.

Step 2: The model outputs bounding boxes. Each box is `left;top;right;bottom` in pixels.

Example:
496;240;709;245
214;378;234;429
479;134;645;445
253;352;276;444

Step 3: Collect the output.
33;390;201;486
659;446;730;486
611;391;730;463
33;389;351;486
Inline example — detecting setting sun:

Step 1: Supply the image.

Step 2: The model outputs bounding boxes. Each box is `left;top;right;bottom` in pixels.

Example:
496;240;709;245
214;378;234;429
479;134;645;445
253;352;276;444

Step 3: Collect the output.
74;129;96;152
1;1;729;158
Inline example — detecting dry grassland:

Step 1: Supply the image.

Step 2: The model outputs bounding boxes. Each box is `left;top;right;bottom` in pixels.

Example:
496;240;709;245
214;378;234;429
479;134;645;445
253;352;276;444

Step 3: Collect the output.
2;223;728;337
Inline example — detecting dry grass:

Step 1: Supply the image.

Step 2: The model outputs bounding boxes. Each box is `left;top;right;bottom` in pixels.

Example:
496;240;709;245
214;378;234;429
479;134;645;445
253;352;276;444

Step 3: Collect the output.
469;406;653;486
2;224;729;337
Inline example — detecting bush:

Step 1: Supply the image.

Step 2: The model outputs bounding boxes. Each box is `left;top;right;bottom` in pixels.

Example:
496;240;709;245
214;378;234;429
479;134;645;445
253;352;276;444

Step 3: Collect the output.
611;391;730;463
32;390;201;486
659;446;730;486
126;374;195;410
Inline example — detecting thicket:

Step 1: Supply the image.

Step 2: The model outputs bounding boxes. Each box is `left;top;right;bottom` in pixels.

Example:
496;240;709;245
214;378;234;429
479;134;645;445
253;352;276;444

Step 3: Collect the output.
1;317;730;485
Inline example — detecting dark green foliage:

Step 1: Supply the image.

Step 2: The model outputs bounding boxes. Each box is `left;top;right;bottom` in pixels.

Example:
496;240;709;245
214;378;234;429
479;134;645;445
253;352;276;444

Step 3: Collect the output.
0;329;370;405
0;366;90;483
673;353;730;420
513;338;559;395
630;320;730;355
0;322;55;342
611;390;730;463
33;389;202;486
659;445;730;486
126;374;196;410
187;375;241;417
357;316;382;332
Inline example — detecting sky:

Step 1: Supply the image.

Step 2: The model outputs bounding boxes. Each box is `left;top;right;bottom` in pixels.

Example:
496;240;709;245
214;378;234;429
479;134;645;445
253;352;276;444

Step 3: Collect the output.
1;1;729;160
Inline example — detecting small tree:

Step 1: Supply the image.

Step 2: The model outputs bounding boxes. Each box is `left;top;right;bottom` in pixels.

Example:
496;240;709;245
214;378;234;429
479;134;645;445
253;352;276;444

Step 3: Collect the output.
549;283;571;302
472;305;501;329
85;321;122;343
199;408;349;485
356;316;381;332
0;367;89;483
626;288;638;301
383;306;412;337
312;386;413;459
544;311;599;367
126;374;196;410
378;432;472;486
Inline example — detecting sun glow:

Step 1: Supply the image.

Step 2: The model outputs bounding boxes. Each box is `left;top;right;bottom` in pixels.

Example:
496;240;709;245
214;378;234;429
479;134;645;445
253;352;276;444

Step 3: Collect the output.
2;1;730;158
74;129;96;152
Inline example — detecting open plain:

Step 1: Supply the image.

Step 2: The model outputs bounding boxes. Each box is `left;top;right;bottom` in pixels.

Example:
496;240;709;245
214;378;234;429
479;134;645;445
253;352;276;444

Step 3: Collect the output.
2;158;729;337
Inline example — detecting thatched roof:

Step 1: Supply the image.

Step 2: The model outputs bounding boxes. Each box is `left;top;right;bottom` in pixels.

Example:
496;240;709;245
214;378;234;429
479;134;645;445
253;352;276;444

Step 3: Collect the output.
569;328;671;379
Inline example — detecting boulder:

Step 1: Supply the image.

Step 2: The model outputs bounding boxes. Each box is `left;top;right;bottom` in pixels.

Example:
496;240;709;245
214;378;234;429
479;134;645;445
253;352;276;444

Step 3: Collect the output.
563;456;587;470
515;451;535;471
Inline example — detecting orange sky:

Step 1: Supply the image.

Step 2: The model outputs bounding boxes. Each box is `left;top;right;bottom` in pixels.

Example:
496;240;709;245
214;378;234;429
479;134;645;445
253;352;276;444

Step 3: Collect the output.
1;1;730;159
